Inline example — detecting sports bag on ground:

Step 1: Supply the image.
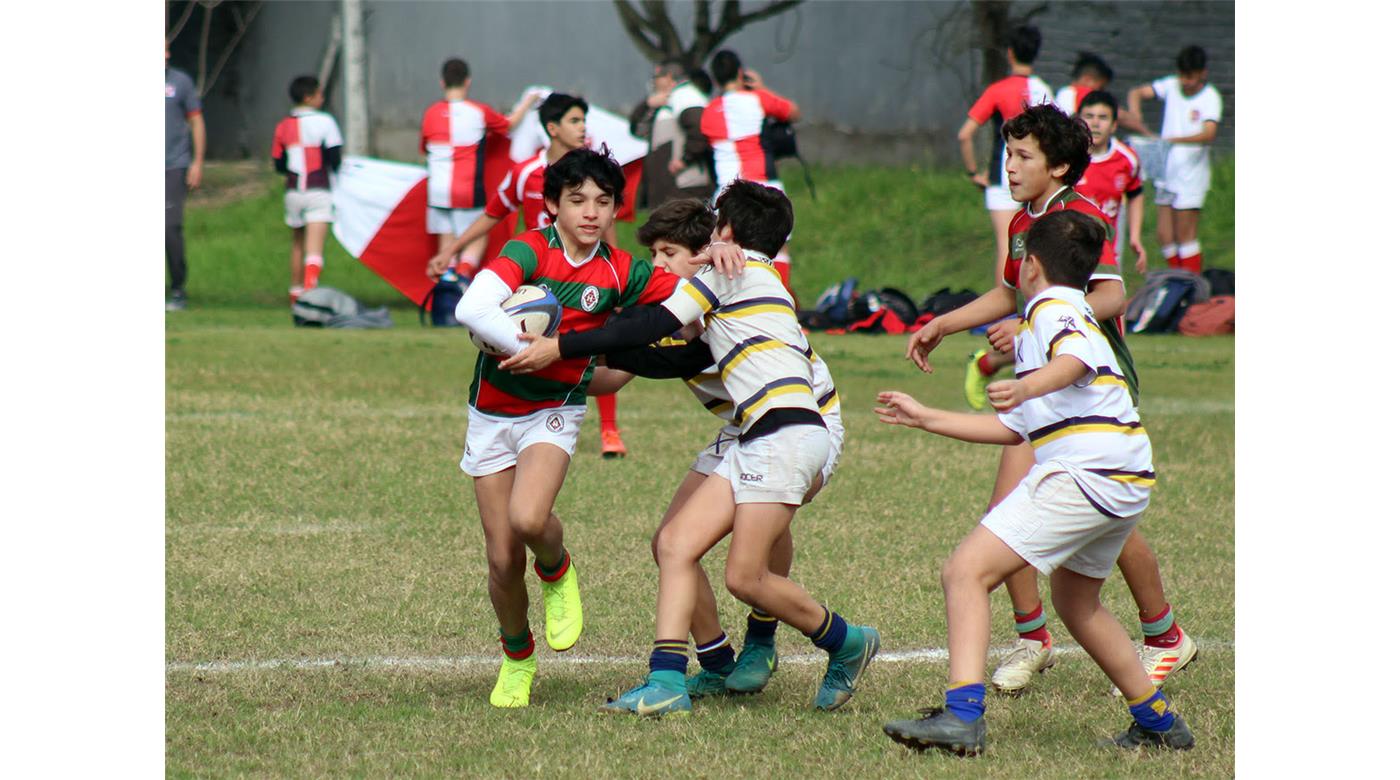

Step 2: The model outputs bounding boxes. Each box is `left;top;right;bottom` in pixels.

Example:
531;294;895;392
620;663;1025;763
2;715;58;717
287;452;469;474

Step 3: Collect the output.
1177;295;1235;336
1125;270;1210;334
759;119;817;200
292;286;393;329
419;272;470;327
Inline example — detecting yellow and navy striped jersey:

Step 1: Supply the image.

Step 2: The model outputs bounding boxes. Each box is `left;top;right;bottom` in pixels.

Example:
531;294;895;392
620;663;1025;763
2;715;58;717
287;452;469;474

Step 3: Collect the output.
661;250;819;435
998;286;1154;518
683;340;840;424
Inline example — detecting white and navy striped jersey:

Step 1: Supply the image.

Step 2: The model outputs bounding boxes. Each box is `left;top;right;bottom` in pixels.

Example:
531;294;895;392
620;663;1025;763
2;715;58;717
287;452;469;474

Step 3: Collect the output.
998;286;1154;517
660;250;818;435
683;339;840;424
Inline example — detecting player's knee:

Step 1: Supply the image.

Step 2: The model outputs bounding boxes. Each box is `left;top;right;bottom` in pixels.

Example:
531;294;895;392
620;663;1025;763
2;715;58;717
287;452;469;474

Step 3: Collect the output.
485;544;526;582
649;528;663;566
506;505;550;540
654;524;697;569
724;565;763;603
1049;586;1096;627
941;550;980;591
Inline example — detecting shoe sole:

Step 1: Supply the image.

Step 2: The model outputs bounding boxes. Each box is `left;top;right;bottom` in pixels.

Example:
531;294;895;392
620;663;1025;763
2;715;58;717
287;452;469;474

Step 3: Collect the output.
991;657;1055;697
883;725;983;757
815;629;880;711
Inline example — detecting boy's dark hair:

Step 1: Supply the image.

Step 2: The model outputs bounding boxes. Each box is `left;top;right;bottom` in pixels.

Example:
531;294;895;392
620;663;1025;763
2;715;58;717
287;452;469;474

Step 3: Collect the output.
688;68;713;96
1006;25;1041;65
637;198;715;252
539;92;588;132
441;58;470;87
543;146;626;206
711;49;742;87
289;75;320;104
657;58;687;81
714;180;792;259
1001;103;1092;187
1070;51;1113;84
1176;45;1207;74
1026;210;1104;289
1079;89;1118;119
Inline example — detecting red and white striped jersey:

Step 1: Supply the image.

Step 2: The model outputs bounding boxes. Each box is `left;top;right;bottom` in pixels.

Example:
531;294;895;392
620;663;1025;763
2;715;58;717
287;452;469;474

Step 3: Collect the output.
420;99;510;209
484;148;550;231
1075;138;1142;222
1055;84;1094;115
700;88;795;189
271;108;344;191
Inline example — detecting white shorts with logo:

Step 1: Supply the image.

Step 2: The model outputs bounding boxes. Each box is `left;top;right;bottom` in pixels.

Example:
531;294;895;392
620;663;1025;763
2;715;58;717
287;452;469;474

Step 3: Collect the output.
1154;155;1211;210
984;179;1018;211
459;405;586;477
980;462;1141;579
284;189;334;227
692;410;844;498
428;206;485;236
714;422;831;506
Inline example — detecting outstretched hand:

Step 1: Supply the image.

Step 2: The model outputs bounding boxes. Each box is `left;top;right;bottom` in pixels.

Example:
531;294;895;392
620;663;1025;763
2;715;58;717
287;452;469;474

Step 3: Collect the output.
689;241;748;279
874;390;933;431
498;332;562;374
905;319;944;373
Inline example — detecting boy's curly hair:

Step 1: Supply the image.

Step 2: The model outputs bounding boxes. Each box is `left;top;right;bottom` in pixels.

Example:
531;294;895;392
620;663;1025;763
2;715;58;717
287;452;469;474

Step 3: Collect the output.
1001;104;1092;187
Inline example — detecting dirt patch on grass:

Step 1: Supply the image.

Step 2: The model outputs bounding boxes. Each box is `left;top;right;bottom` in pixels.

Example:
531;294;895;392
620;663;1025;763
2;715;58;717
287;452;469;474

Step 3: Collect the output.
188;160;271;209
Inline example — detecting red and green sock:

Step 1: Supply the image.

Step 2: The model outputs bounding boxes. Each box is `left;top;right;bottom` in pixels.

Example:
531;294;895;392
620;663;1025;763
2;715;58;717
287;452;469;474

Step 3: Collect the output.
500;626;535;660
1014;603;1052;647
1141;604;1181;649
534;548;571;582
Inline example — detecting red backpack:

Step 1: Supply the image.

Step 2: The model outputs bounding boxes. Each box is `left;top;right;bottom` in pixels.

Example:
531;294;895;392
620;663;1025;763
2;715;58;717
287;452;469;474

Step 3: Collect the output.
1177;295;1235;336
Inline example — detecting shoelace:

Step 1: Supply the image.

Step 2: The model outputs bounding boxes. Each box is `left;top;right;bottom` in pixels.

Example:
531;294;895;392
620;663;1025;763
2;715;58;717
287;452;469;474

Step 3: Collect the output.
915;705;947;721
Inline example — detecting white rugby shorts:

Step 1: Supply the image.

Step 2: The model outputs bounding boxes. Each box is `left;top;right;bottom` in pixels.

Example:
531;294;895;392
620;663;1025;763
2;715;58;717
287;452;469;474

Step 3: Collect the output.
984;179;1018;211
692;409;843;500
980;462;1141;579
1154;154;1211;210
428;206;485;236
714;422;830;505
284;189;334;227
459;405;586;477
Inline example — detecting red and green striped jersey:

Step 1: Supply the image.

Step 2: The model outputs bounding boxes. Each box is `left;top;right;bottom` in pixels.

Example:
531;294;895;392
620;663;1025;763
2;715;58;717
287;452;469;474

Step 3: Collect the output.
469;225;682;416
1004;186;1139;404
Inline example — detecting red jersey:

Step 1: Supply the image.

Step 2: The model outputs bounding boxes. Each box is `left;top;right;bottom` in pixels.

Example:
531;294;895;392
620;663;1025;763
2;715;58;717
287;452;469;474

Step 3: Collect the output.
469;225;681;416
484;148;550;232
701;88;795;188
1075;138;1143;223
271;108;344;191
968;74;1053;186
1004;186;1119;290
420;99;510;209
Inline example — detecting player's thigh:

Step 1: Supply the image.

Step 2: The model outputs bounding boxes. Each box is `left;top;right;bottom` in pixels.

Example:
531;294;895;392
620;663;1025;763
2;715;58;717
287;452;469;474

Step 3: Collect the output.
945;524;1032;591
1048;565;1107;621
508;441;574;526
729;502;798;580
987;442;1036;511
656;473;738;564
658;470;715;538
474;469;524;570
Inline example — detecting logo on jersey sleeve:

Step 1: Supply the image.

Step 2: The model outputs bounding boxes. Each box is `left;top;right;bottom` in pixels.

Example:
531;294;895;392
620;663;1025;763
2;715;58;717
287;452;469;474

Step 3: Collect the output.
1011;234;1027;257
581;285;600;312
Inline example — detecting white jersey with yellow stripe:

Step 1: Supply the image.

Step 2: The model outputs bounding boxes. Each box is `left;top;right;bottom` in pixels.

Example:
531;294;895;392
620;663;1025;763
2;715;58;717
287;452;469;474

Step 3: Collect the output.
683;340;840;425
998;285;1154;518
660;250;819;435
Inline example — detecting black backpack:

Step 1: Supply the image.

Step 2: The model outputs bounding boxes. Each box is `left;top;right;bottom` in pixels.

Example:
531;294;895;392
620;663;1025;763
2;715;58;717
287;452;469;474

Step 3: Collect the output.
760;119;817;200
1125;270;1210;334
920;287;979;317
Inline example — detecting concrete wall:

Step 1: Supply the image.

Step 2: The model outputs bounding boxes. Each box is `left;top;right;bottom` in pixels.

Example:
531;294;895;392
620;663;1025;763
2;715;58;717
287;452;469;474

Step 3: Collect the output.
190;0;1233;166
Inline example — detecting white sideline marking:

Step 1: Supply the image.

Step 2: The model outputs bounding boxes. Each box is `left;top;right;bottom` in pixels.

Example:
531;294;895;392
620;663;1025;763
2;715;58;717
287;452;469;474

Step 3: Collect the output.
168;640;1232;674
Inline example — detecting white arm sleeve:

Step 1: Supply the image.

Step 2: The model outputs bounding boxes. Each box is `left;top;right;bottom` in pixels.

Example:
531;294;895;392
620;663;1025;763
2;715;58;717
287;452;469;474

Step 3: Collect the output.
455;270;524;356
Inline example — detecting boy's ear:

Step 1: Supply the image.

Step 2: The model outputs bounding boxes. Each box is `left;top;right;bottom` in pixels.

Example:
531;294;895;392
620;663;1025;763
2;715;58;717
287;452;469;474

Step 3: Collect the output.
1050;161;1071;181
716;223;735;242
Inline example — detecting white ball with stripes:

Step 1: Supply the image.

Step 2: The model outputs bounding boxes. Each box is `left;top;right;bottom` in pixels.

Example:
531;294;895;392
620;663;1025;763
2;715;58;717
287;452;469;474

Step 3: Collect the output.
470;285;563;357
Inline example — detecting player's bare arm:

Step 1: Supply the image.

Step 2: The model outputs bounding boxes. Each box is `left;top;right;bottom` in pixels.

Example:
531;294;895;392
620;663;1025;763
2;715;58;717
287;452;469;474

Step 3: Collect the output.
986;353;1092;412
906;286;1018;372
586;367;636;396
956;118;988;187
1084;278;1127;321
1120;84;1157;136
187;112;206;189
1127;193;1147;273
875;390;1021;445
1164;120;1218;145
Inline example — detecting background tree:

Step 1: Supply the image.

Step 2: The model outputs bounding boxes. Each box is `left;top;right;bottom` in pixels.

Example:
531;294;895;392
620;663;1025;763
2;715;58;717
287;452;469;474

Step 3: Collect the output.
166;1;265;98
613;0;804;71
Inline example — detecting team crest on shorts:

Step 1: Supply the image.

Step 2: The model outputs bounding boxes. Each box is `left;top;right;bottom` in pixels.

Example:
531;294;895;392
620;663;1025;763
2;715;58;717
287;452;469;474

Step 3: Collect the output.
546;413;565;433
581;285;601;312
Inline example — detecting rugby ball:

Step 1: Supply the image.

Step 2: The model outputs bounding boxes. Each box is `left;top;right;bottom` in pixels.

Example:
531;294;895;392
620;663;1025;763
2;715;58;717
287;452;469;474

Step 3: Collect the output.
469;285;563;357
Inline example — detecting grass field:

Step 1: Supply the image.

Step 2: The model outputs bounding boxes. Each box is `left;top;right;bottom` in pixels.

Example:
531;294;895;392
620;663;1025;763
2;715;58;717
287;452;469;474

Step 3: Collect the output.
167;162;1233;776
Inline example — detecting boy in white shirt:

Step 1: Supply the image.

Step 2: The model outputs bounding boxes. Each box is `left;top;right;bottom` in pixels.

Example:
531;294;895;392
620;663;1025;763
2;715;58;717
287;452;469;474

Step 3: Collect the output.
877;210;1193;755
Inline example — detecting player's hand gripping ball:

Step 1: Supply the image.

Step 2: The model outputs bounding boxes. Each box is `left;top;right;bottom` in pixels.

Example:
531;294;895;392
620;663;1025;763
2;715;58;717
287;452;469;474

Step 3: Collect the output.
469;285;563;357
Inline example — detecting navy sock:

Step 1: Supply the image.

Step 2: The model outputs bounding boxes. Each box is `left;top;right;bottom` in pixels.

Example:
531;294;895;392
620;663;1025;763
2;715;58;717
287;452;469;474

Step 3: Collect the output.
945;681;986;722
649;640;689;675
1127;688;1177;732
695;633;736;673
804;607;849;653
745;609;778;642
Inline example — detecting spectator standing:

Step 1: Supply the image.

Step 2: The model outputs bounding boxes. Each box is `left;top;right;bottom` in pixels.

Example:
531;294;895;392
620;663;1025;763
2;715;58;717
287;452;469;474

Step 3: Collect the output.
165;46;204;311
630;59;713;207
